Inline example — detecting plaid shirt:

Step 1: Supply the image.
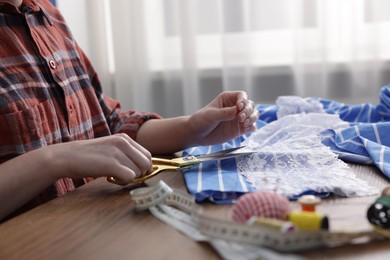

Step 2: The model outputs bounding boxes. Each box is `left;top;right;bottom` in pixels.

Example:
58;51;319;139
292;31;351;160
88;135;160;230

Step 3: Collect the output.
0;0;161;217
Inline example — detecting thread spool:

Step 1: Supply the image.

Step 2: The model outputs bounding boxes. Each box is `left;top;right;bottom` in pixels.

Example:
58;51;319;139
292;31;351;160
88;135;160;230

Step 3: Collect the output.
288;211;329;231
232;191;290;223
247;216;297;233
287;194;328;231
298;195;321;212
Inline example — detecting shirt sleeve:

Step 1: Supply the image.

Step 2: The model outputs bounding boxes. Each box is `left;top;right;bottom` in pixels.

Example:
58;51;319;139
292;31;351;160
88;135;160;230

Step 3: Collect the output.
103;95;162;140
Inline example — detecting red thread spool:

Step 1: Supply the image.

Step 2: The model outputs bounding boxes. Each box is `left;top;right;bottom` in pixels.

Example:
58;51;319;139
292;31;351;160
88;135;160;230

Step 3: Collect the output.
232;191;291;223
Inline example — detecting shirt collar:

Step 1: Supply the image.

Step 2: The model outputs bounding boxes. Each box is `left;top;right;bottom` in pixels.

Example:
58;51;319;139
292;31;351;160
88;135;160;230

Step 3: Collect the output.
0;0;53;25
0;2;20;13
0;0;37;14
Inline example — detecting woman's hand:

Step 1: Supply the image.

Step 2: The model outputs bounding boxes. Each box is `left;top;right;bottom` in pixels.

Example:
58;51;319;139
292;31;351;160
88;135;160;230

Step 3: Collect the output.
188;91;259;146
53;134;153;183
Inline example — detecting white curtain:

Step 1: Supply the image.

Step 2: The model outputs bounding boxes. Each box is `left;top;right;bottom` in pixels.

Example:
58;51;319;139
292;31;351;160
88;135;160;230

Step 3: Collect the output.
58;0;390;117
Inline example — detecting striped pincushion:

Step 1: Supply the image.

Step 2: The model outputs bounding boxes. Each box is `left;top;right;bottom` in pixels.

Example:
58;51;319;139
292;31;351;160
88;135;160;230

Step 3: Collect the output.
232;191;291;223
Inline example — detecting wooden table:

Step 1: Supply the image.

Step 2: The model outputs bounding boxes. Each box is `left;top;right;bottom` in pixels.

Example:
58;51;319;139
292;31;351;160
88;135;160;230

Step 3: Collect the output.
1;165;390;259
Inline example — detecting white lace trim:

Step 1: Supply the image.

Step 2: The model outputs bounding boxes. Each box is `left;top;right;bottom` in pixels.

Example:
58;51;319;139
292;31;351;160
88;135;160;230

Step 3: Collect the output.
237;113;378;197
276;96;325;119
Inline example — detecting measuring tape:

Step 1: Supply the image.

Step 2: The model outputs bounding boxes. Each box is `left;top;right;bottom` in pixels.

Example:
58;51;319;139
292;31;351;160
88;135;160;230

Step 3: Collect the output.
130;181;385;253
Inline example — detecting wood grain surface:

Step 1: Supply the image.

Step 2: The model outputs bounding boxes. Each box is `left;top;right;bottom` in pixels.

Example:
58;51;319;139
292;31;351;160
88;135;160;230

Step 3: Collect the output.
0;164;389;259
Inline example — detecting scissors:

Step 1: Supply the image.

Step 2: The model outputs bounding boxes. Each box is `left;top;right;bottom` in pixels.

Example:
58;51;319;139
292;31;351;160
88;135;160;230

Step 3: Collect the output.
107;146;253;185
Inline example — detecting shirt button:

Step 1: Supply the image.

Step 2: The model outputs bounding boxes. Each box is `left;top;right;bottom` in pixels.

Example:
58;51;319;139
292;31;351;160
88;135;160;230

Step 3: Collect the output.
49;60;56;69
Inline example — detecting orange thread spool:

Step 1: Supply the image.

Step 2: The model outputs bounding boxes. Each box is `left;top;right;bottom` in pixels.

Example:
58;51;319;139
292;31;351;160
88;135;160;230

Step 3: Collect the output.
297;195;321;212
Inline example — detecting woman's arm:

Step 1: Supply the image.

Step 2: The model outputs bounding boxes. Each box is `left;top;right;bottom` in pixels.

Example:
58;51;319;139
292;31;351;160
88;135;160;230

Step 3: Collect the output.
0;134;152;220
136;91;258;154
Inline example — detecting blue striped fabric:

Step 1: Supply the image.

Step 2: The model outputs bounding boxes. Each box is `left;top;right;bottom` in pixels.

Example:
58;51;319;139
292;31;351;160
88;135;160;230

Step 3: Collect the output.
183;84;390;203
183;136;255;204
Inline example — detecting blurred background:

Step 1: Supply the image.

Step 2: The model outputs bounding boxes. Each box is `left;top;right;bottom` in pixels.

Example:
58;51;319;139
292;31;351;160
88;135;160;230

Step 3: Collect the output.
56;0;390;117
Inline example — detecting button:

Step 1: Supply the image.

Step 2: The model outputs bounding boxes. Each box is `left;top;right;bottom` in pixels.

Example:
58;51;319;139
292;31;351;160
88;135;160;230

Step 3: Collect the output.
49;60;56;69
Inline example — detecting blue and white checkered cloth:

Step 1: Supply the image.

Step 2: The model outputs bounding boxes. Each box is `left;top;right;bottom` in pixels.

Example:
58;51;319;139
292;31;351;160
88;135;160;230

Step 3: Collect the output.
183;84;390;204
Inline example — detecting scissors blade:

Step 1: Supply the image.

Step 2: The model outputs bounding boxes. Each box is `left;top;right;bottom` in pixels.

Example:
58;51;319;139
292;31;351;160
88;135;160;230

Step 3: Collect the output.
197;149;254;163
198;152;254;163
196;146;245;159
172;146;253;167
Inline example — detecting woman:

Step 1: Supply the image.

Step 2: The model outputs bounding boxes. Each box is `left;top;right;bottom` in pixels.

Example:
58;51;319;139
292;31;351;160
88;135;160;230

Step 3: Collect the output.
0;0;259;221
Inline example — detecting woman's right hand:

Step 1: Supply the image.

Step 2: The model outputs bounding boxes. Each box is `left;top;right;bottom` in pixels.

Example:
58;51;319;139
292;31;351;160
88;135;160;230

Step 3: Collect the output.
52;133;153;184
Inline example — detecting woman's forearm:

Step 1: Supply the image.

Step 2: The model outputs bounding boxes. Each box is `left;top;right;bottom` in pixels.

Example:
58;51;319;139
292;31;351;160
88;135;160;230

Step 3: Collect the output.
0;146;60;220
0;134;159;220
135;116;195;155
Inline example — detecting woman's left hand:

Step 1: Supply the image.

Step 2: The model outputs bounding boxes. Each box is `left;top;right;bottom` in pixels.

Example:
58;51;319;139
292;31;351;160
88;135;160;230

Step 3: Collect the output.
189;91;259;145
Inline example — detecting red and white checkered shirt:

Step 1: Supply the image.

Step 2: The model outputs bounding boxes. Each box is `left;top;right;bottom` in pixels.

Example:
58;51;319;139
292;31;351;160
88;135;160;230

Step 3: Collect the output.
0;0;161;217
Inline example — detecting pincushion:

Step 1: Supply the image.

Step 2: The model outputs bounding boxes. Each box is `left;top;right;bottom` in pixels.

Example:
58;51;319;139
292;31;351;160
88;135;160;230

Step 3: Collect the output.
232;191;290;223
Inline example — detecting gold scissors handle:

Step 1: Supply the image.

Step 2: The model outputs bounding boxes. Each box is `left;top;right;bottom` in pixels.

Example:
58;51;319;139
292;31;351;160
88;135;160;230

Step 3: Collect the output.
107;157;182;185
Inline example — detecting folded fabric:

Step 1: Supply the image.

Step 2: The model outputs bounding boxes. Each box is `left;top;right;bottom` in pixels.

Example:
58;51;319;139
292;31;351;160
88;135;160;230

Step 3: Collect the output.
183;84;390;203
183;139;254;204
321;122;390;178
311;85;390;179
